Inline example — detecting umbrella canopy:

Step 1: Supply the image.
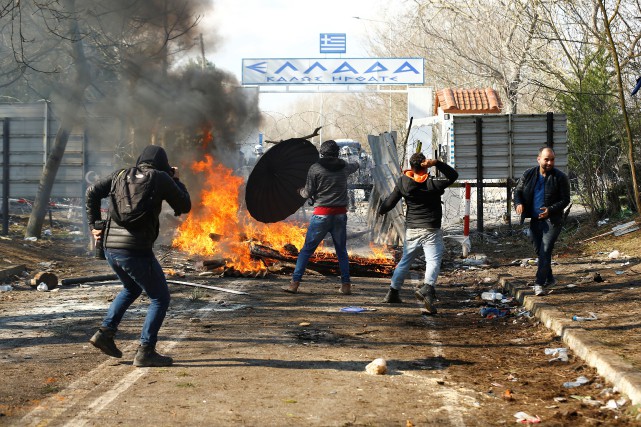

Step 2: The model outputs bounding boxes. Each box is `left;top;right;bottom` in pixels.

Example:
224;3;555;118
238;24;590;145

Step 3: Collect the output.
245;138;319;223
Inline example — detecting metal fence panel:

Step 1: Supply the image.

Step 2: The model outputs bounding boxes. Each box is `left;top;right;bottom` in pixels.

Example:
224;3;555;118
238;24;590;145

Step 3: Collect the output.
0;102;121;200
448;114;568;181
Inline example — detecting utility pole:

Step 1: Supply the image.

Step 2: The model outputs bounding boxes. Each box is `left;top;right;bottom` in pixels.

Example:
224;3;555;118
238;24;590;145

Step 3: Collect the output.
199;33;206;71
353;16;393;133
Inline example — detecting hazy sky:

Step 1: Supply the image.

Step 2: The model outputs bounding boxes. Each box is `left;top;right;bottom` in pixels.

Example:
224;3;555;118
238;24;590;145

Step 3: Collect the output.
202;0;401;111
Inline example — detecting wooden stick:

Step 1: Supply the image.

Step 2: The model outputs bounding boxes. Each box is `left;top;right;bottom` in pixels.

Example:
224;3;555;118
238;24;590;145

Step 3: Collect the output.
60;274;118;285
167;280;249;295
580;221;639;243
265;126;322;144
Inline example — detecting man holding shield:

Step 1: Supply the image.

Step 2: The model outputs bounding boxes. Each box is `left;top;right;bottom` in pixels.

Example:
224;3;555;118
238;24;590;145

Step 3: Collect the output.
283;140;359;295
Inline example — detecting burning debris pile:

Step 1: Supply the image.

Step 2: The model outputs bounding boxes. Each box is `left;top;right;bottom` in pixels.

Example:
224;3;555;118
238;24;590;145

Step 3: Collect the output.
249;244;395;277
172;154;394;278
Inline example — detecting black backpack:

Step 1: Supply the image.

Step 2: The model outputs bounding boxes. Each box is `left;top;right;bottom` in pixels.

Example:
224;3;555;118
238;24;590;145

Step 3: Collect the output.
109;166;157;228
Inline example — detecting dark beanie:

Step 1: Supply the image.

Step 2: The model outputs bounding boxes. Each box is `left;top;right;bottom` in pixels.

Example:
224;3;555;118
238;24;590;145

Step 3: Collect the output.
136;145;172;173
320;140;339;157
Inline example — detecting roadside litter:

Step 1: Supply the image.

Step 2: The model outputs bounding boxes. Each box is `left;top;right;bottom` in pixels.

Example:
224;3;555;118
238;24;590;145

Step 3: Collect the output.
340;306;376;313
544;348;568;362
520;258;537;267
481;290;503;301
460;254;489;267
581;220;639;243
0;285;13;292
563;375;590;388
602;397;628;410
480;307;510;319
572;312;598;322
570;395;602;407
515;308;534;318
514;411;541;424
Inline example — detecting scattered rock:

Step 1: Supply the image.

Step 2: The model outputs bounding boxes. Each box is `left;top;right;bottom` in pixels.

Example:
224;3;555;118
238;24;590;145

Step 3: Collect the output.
365;358;387;375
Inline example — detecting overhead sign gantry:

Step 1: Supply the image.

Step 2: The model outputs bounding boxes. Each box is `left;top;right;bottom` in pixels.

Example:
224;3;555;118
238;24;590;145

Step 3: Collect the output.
242;58;424;86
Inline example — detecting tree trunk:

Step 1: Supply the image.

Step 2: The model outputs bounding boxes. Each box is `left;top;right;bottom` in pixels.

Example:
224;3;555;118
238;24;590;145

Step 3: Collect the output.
598;1;641;213
25;126;71;237
25;0;91;238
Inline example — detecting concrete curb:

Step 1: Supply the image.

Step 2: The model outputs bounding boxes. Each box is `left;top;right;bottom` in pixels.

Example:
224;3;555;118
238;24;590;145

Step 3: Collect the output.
501;276;641;406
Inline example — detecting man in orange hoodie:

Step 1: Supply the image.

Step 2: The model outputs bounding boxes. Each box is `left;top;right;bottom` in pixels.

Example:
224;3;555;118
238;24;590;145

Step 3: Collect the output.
378;152;458;314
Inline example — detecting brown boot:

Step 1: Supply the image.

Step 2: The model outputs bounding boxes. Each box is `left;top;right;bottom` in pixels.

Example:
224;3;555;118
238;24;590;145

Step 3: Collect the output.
133;344;173;367
282;280;299;293
415;284;437;314
382;288;402;303
340;283;352;295
89;327;122;358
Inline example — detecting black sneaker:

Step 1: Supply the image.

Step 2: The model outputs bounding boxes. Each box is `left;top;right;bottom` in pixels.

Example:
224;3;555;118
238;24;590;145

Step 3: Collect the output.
133;345;173;367
415;284;437;314
89;328;122;358
382;288;402;303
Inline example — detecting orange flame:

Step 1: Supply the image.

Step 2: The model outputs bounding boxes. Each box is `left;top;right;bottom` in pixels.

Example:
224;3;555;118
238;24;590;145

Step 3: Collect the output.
369;242;393;261
172;154;307;270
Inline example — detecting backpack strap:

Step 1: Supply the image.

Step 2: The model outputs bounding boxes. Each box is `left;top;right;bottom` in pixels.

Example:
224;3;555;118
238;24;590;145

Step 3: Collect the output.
110;169;126;194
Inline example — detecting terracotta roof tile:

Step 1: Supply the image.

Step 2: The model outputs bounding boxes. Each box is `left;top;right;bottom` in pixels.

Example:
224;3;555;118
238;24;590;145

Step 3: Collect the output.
433;88;502;115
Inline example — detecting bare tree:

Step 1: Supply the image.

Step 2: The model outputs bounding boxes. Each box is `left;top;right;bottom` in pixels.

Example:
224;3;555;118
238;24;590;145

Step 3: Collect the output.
394;0;546;113
595;0;641;212
526;0;641;213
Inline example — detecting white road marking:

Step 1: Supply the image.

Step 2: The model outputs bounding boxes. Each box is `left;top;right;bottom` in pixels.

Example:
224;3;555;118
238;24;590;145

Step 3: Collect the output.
406;271;468;427
20;299;212;427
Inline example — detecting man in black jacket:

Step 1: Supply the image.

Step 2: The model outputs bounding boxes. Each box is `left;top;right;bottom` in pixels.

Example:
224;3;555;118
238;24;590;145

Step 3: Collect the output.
378;153;458;314
514;147;570;296
86;145;191;367
283;140;359;294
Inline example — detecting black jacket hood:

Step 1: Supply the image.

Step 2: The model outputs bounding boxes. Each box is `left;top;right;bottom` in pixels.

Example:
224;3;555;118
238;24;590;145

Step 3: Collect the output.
318;157;346;172
136;145;172;174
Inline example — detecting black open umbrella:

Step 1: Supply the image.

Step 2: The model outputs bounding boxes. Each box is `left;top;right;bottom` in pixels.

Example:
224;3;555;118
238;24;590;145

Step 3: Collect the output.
245;138;319;223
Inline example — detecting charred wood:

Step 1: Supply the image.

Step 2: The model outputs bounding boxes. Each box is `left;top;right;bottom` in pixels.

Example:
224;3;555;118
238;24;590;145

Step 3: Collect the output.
60;274;118;286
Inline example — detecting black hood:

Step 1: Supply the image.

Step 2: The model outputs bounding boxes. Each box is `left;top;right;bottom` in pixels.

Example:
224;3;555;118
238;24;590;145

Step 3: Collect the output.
318;157;346;171
136;145;171;173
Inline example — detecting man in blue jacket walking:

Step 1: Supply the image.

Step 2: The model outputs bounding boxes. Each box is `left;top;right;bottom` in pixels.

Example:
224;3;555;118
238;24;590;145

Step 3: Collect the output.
514;147;570;296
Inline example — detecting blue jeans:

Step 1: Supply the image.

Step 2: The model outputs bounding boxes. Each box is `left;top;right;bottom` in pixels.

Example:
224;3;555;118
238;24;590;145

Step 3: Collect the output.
293;214;350;283
390;228;444;290
103;250;170;346
529;219;562;285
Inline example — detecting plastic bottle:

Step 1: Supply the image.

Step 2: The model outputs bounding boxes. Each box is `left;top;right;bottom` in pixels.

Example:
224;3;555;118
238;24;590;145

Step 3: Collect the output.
481;290;503;301
0;285;13;292
572;312;598;321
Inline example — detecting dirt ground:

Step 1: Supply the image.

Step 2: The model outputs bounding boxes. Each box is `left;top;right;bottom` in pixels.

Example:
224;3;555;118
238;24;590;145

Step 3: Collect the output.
1;209;641;426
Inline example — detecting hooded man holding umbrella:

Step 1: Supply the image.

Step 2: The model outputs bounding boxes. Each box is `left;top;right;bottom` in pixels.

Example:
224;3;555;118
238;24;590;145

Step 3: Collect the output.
283;140;360;295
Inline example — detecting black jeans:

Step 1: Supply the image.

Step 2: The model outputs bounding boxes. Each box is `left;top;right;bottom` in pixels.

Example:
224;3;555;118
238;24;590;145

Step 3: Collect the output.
530;218;563;285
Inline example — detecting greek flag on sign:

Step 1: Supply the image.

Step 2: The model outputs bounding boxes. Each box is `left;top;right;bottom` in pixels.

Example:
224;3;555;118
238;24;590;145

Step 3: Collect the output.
320;33;346;54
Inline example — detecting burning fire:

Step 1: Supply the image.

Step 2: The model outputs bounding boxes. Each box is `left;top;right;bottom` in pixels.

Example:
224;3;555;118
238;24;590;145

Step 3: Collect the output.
369;243;393;261
172;154;308;270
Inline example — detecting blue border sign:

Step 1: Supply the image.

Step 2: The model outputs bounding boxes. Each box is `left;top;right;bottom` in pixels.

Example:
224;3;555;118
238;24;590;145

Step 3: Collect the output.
242;58;425;85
